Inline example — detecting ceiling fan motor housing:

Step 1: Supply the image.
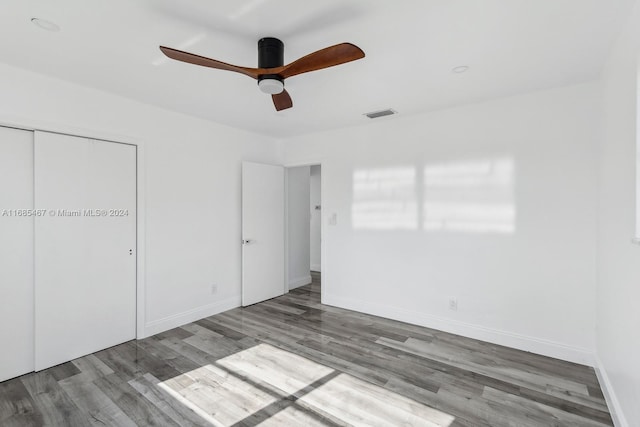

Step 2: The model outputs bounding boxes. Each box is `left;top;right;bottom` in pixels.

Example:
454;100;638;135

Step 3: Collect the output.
258;37;284;92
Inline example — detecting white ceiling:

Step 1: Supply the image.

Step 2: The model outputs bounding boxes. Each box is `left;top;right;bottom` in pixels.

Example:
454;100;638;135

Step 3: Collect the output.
0;0;633;138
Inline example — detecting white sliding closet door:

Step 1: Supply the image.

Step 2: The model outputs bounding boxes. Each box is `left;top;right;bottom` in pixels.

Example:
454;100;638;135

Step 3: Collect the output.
0;127;34;382
34;131;136;371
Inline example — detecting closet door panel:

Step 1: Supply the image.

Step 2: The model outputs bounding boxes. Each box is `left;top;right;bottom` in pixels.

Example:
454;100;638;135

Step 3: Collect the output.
0;127;34;382
34;131;136;371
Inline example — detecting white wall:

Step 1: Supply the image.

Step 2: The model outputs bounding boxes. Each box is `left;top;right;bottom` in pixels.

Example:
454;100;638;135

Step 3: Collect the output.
287;166;311;289
596;1;640;424
310;165;322;272
0;62;280;338
284;82;600;364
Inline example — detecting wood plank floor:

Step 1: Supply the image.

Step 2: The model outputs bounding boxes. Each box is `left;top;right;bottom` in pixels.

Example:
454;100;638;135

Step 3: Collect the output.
0;272;612;426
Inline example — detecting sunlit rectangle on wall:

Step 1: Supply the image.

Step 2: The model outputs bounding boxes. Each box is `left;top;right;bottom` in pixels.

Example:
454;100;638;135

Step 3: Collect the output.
423;158;515;234
352;167;418;230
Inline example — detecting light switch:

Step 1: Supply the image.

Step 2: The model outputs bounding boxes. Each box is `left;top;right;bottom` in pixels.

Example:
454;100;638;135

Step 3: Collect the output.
328;213;338;226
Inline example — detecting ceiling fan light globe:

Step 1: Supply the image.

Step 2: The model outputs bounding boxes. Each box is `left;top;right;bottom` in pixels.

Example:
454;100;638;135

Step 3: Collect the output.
258;78;284;95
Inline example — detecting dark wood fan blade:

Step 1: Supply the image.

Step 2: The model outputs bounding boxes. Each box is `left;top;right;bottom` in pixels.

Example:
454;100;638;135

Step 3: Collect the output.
159;46;261;79
272;90;293;111
279;43;364;79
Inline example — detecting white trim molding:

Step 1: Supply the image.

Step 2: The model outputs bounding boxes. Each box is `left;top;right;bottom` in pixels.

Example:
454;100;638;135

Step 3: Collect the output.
323;293;595;366
594;355;630;427
144;296;241;338
310;264;322;272
289;275;312;290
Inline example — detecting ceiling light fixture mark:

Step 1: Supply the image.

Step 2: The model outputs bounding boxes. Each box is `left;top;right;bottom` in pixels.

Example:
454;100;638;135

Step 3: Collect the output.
452;66;470;74
31;18;60;32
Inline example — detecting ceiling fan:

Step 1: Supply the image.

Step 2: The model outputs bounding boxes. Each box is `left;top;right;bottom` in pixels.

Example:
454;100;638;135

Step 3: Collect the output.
159;38;365;111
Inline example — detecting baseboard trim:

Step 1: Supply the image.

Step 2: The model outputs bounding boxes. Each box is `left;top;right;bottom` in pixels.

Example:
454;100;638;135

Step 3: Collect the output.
594;355;629;427
289;275;312;290
323;293;594;366
144;296;241;338
310;264;321;272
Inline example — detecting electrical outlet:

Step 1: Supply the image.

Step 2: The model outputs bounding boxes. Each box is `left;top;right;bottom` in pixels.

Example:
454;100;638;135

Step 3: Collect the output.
449;297;458;311
211;284;218;295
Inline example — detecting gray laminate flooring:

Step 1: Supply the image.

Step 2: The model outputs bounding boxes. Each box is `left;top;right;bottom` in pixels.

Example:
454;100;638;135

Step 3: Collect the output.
0;272;612;426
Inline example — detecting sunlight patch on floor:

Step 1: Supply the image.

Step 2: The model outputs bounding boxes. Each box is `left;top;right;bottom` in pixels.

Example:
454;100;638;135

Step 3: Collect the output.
217;343;334;395
300;372;455;426
159;343;455;426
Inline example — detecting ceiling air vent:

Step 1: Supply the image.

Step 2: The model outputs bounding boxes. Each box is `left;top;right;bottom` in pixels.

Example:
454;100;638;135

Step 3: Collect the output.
364;109;397;119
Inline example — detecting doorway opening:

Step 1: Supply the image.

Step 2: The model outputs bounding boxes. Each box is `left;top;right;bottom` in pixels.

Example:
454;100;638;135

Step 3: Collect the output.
286;164;322;300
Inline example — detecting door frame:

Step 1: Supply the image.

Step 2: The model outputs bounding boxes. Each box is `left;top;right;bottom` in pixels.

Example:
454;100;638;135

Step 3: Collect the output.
284;161;326;302
0;118;147;339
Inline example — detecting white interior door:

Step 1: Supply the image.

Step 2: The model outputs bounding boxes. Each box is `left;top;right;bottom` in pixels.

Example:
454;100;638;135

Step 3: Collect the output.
0;127;34;382
34;131;136;371
242;162;285;306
